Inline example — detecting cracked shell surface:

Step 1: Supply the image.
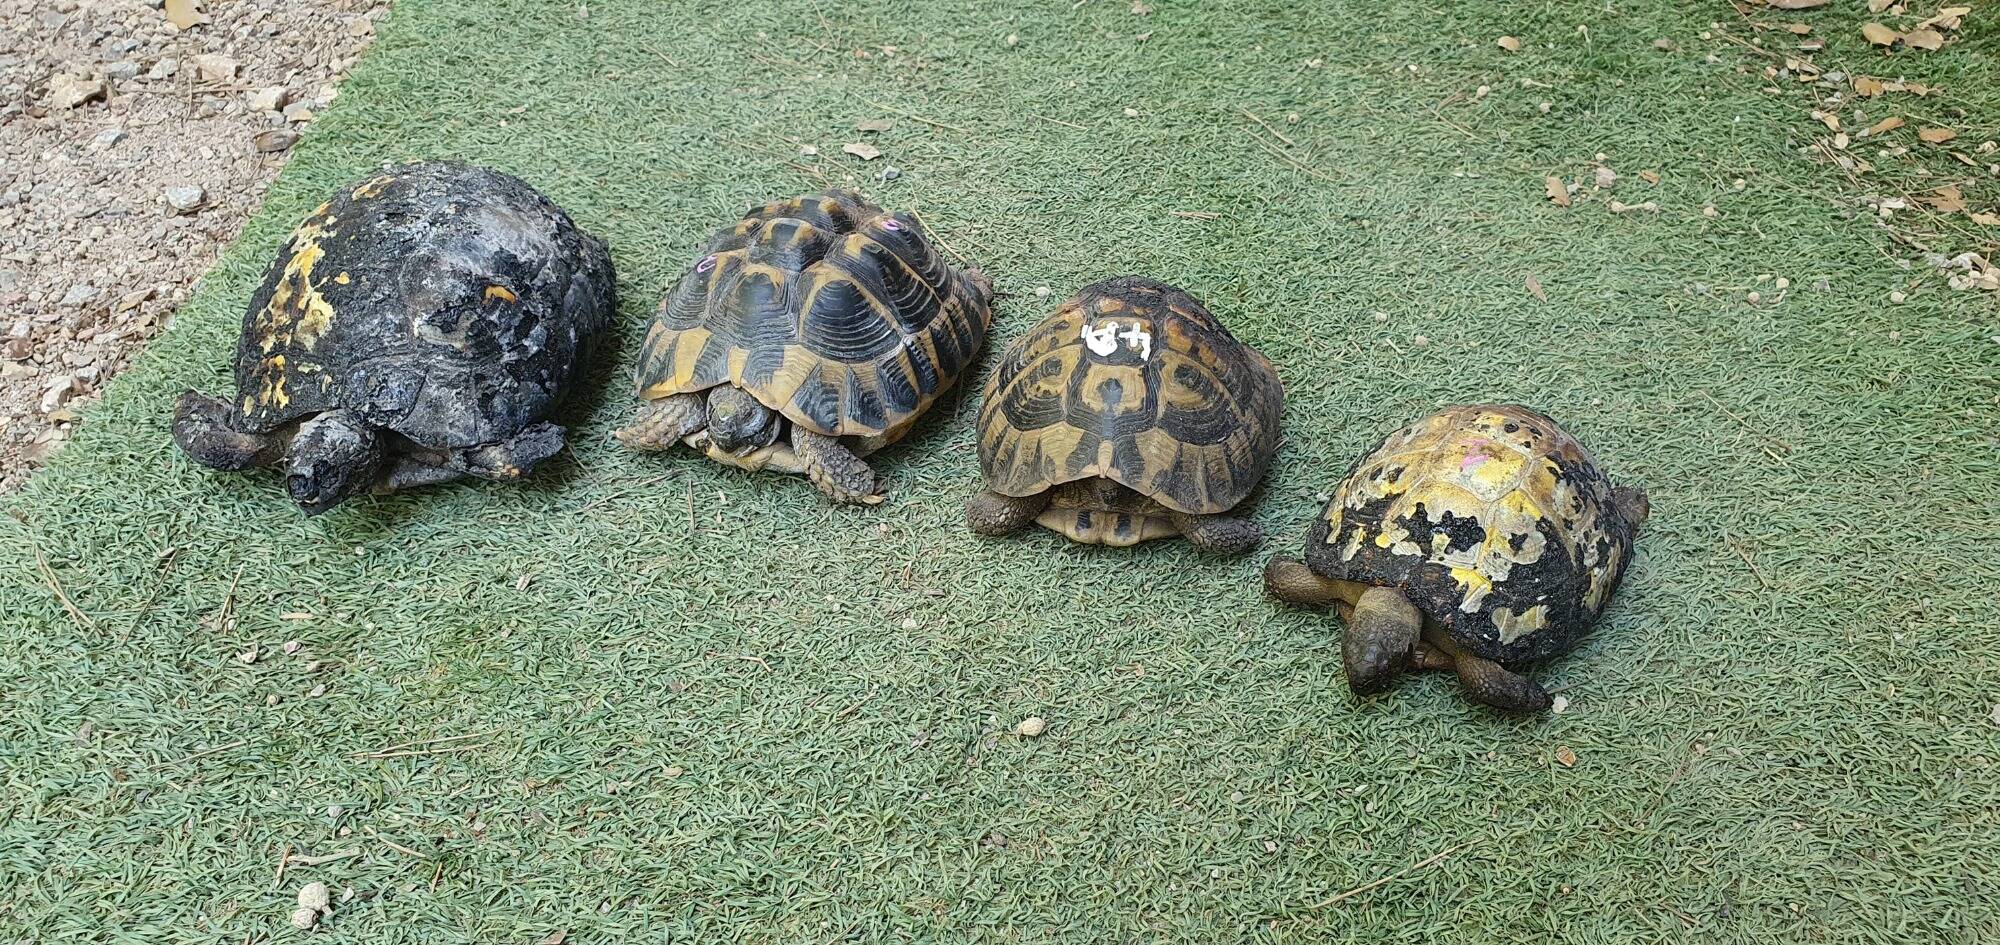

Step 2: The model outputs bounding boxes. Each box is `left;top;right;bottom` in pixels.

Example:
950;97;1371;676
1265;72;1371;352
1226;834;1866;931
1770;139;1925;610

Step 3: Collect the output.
1303;404;1642;664
230;161;615;449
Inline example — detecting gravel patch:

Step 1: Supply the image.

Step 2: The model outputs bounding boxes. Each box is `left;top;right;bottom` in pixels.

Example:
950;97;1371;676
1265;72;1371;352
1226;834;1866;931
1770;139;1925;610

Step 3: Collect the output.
0;0;384;491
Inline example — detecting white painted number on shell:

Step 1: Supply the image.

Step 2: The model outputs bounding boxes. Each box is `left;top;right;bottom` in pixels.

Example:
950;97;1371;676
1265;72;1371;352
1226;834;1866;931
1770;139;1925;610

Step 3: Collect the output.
1081;320;1152;360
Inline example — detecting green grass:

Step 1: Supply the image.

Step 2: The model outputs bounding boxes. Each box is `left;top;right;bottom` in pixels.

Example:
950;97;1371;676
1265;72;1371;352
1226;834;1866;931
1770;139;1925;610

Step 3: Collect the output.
3;0;1997;941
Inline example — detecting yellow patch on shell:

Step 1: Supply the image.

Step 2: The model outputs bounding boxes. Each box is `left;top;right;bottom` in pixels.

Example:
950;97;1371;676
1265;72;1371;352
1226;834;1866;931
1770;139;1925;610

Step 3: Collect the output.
349;175;396;200
483;285;518;304
243;215;343;415
1491;604;1551;644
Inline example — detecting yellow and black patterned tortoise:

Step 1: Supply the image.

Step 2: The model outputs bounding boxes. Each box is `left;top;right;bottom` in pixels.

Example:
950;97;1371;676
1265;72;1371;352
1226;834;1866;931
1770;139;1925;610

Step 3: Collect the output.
1266;404;1649;712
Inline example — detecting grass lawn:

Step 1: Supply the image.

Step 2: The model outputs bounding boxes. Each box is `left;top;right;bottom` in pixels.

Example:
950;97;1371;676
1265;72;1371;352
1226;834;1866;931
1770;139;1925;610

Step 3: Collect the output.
3;0;1997;941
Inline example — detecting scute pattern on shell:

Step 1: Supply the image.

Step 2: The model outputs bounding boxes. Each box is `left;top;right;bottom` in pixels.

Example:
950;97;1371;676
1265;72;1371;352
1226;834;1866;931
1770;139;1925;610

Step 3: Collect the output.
1303;404;1640;664
632;190;994;438
232;161;615;448
975;276;1282;515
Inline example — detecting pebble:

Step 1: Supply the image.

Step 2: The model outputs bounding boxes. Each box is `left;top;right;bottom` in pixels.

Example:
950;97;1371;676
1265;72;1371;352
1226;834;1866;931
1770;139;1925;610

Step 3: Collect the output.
1033;286;1051;298
59;284;99;306
164;185;206;212
1889;290;1907;303
1014;716;1048;737
247;86;290;112
290;908;318;931
104;60;140;81
191;53;239;83
48;73;108;109
297;882;330;913
1411;334;1430;347
89;127;125;150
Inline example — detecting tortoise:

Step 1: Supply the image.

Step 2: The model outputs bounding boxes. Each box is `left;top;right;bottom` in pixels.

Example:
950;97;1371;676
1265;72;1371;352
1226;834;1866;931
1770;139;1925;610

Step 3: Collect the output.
614;190;994;504
172;161;615;515
965;276;1282;553
1264;404;1649;712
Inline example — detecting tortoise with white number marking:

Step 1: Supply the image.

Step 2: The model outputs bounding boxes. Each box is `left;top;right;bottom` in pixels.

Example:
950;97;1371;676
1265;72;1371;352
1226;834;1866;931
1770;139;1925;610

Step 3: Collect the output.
1264;404;1649;712
172;161;615;515
615;190;994;504
965;276;1282;553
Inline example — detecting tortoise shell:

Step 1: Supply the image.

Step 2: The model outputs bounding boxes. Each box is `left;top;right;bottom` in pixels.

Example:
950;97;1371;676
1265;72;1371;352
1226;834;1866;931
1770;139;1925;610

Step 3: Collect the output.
633;190;994;440
1303;404;1642;664
231;161;614;448
975;276;1283;514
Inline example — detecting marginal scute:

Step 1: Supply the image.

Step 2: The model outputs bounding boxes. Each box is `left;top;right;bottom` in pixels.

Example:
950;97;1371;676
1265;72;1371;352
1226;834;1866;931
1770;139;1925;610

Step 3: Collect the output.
1305;404;1641;665
630;189;994;439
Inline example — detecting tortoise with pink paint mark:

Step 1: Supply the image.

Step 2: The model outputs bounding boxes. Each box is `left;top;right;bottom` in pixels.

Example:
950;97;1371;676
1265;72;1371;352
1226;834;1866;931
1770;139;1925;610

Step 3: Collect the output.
1264;404;1648;712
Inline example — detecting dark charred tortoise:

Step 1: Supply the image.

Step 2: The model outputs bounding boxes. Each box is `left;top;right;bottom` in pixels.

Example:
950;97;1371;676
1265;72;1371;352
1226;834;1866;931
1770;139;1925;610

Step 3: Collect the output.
614;190;993;504
173;161;615;515
966;277;1283;554
1265;404;1649;712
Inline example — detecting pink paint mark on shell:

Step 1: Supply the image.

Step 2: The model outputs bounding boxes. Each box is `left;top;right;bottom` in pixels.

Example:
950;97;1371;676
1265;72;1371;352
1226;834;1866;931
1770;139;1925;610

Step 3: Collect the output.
880;218;902;231
1460;442;1493;471
695;255;717;274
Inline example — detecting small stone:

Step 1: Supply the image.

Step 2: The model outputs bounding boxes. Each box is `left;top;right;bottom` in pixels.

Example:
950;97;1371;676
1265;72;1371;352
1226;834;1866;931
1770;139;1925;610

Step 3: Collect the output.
1411;334;1430;347
1774;277;1790;290
298;882;330;912
1004;32;1018;47
254;129;298;153
1013;716;1048;737
2;338;31;361
1746;291;1761;304
308;684;327;698
282;639;303;655
236;643;259;664
1550;695;1570;714
1373;311;1388;322
1594;166;1617;188
900;617;918;630
147;58;178;80
247;86;289;111
664;765;685;778
191;53;238;83
291;908;318;930
49;73;108;110
105;60;141;81
1122;107;1139;117
1889;290;1906;303
59;284;99;307
164;185;206;212
89;128;125;150
1033;286;1051;298
282;101;316;123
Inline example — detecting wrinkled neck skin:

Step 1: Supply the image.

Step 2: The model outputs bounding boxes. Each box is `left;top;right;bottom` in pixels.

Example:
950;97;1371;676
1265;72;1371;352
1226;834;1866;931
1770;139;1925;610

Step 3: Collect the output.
285;409;386;515
703;386;783;456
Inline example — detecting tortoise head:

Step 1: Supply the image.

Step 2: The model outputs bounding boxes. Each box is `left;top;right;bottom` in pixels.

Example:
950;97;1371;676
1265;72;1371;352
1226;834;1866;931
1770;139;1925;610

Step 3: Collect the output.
704;386;782;455
285;410;385;516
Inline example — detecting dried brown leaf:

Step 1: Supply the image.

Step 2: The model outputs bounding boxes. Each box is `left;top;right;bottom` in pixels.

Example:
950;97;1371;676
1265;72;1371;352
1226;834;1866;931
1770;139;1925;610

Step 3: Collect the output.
1922;186;1965;212
1918;126;1957;144
1767;0;1828;8
1544;175;1570;207
1555;746;1578;767
1782;22;1812;35
1867;0;1896;11
537;934;569;945
1852;76;1886;97
841;142;883;160
1863;116;1904;136
163;0;209;30
1497;35;1523;52
1902;28;1944;50
1810;110;1839;131
1525;274;1547;302
1970;211;2000;226
1915;6;1969;31
854;118;894;133
1639;170;1661;185
1861;22;1901;46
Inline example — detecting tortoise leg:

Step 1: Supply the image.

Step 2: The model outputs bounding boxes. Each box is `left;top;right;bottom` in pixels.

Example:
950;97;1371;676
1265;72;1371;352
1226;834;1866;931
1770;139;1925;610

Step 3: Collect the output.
1423;627;1552;713
964;489;1048;535
1410;642;1455;672
1166;511;1262;555
454;422;566;482
1263;556;1343;608
613;393;706;451
172;391;285;470
375;456;465;493
1344;585;1421;697
790;427;883;506
1614;485;1651;528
